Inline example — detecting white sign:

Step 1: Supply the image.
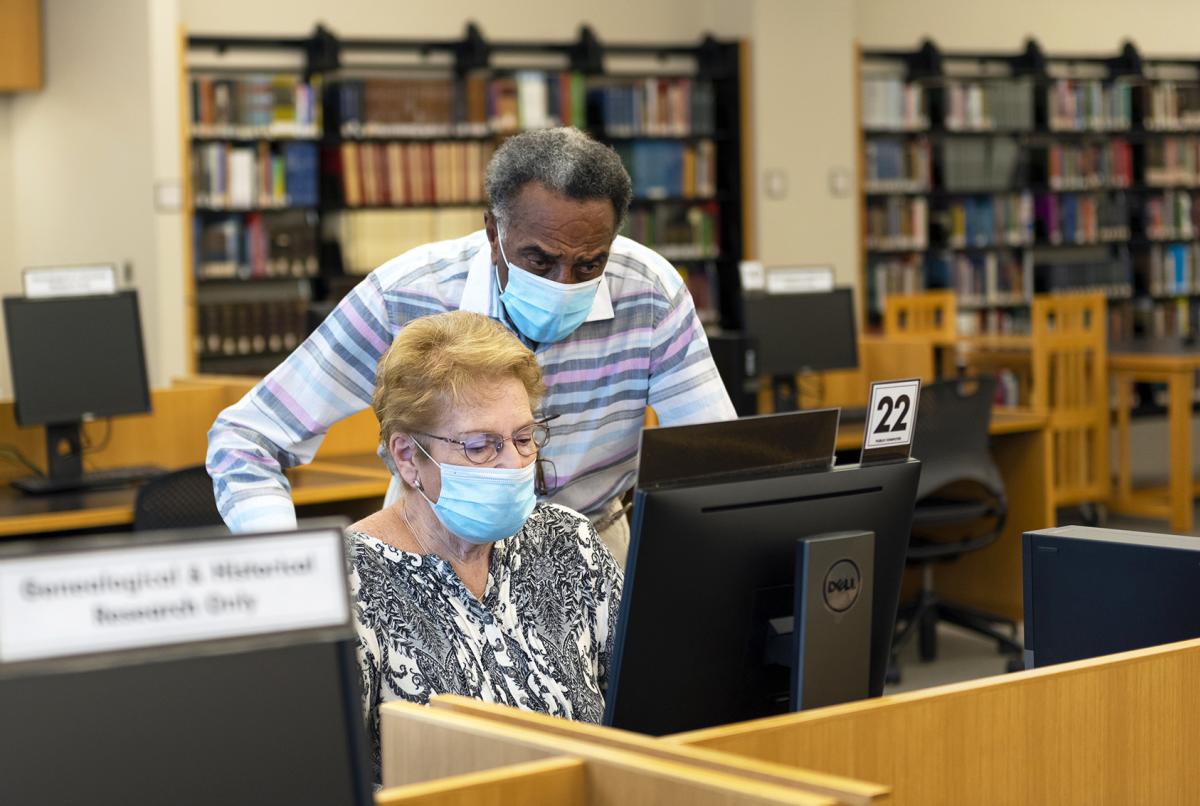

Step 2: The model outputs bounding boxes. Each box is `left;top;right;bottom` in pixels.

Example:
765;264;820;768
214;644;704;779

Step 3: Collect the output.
23;264;117;298
739;260;766;292
863;379;921;451
0;532;349;663
766;265;835;295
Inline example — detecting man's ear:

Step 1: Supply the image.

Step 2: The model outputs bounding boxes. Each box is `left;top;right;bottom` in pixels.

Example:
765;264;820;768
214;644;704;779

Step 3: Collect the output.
484;210;500;265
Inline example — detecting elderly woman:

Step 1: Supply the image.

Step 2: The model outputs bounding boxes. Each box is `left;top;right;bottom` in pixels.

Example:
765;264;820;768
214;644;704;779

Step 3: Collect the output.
347;310;622;778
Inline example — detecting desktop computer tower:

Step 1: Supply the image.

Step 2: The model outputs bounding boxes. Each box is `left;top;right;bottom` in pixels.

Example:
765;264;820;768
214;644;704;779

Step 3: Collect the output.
1023;525;1200;669
705;331;759;416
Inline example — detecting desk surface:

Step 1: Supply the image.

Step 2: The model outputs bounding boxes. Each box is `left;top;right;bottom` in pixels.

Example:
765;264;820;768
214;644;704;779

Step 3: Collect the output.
835;407;1047;452
0;461;390;538
1110;340;1200;371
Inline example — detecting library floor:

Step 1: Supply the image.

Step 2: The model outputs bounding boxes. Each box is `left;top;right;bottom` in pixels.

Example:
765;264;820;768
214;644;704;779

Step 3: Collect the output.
885;505;1200;694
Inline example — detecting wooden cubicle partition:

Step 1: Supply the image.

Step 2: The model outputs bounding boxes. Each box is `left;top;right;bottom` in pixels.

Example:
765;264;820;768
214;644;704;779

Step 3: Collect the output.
670;637;1200;806
377;757;588;806
378;701;852;805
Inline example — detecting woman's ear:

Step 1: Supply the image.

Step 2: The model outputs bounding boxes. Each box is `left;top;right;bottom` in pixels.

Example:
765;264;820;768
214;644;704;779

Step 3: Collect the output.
389;433;422;488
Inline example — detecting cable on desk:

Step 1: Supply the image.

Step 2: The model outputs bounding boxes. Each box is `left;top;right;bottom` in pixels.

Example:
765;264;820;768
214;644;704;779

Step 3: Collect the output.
0;445;45;477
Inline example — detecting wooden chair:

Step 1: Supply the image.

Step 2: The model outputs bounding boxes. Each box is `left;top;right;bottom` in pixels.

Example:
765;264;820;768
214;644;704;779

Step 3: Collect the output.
1028;294;1109;509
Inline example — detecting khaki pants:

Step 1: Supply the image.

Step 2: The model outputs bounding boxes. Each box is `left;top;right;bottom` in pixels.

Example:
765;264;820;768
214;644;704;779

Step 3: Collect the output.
592;498;630;569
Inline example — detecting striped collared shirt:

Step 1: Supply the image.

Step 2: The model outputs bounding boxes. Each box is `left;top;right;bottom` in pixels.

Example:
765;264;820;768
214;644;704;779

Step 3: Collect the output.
207;229;736;532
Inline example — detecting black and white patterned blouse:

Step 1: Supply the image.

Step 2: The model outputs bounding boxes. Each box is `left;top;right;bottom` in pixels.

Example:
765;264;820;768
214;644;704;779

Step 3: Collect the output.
347;503;623;779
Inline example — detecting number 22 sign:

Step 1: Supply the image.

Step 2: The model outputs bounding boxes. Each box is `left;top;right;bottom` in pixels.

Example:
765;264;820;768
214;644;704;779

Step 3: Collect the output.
860;378;921;463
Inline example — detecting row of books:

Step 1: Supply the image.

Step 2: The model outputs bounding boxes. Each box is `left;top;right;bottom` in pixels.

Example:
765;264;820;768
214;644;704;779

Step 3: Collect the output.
942;138;1022;191
1046;79;1133;132
326;74;715;137
1143;82;1200;131
1034;253;1134;298
612;139;718;200
1043;139;1134;190
1137;297;1199;340
195;300;310;359
930;250;1032;307
190;75;321;138
676;263;720;323
1144;190;1200;240
194;211;319;280
1144;138;1200;186
192;141;319;209
864;138;931;192
866;254;924;314
943;193;1034;248
588;78;717;137
1138;243;1200;296
944;79;1034;132
865;197;928;250
1034;192;1130;244
621;203;720;261
329;208;485;275
860;78;928;130
956;309;1030;337
327;141;494;208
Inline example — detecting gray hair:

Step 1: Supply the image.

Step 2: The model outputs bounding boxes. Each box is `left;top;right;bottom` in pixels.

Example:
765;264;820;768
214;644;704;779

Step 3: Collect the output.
485;127;633;233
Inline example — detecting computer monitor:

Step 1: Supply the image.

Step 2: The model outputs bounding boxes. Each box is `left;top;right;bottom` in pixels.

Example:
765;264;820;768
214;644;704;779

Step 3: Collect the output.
3;290;158;493
0;521;373;806
741;289;859;376
605;413;921;735
1023;525;1200;669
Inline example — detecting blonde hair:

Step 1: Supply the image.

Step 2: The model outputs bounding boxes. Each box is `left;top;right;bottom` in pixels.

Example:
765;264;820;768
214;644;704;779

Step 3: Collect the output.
373;311;545;460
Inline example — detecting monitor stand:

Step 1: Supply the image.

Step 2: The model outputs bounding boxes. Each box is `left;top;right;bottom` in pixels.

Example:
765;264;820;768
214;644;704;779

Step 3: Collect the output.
11;422;165;495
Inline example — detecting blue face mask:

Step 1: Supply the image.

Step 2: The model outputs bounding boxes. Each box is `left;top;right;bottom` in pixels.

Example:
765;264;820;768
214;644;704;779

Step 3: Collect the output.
497;235;603;344
412;440;537;544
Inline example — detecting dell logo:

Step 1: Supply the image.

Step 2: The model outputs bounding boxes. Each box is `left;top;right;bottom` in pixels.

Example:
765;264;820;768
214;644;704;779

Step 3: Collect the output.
823;559;862;613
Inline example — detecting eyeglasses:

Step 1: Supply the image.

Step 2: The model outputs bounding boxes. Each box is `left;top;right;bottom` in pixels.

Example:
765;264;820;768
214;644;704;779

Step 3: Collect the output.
416;422;550;465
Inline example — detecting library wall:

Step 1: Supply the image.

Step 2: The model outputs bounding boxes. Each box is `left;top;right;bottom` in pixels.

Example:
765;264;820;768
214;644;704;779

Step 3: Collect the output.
0;0;166;397
854;0;1200;52
0;103;14;304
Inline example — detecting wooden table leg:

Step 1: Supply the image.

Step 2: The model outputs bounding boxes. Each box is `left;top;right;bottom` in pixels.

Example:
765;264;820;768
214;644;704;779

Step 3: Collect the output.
1168;369;1194;533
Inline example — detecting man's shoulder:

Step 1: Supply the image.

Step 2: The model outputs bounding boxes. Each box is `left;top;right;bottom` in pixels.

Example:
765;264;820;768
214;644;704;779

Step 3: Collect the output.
607;235;686;298
369;229;489;293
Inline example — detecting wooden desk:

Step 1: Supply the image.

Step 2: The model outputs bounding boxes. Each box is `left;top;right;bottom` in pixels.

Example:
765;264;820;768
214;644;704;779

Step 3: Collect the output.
0;462;389;538
1109;341;1200;532
837;408;1051;621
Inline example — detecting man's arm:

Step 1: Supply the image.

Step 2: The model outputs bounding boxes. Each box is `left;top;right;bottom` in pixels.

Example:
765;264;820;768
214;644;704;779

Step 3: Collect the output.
207;274;393;531
646;278;737;426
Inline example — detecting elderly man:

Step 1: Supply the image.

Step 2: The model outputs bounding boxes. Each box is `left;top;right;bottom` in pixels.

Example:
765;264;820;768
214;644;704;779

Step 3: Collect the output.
207;127;736;562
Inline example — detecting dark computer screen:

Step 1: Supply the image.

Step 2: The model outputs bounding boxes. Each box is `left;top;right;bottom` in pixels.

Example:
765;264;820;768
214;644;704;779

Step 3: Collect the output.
606;414;920;736
0;640;369;806
4;291;150;426
0;521;372;806
741;289;858;375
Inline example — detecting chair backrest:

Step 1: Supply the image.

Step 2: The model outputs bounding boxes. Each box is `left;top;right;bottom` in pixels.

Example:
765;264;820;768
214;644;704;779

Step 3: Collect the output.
883;291;957;343
1029;293;1109;507
133;465;226;532
911;376;1002;501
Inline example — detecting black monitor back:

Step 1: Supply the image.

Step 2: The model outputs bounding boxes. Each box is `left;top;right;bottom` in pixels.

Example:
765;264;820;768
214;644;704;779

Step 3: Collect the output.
0;639;370;805
741;289;858;375
3;291;150;426
1023;525;1200;668
606;458;921;735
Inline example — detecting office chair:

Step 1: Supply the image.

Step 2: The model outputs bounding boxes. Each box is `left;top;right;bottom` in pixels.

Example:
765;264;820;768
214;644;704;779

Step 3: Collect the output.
132;465;226;532
890;376;1022;681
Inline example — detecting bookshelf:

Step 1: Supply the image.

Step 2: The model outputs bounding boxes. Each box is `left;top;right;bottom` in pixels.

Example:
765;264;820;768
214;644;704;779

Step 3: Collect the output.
183;25;747;377
858;39;1200;341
